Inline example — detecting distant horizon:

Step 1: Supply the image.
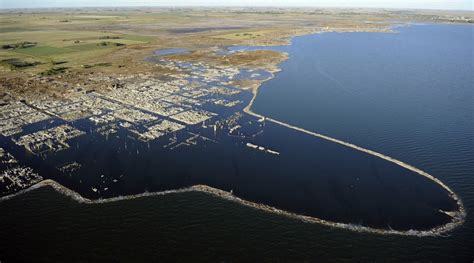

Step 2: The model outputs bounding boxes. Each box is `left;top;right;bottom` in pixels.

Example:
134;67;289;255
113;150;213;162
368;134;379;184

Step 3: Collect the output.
0;6;473;13
0;0;472;11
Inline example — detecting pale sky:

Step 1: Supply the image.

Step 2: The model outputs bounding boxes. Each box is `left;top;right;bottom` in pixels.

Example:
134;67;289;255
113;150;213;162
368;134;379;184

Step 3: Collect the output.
0;0;472;10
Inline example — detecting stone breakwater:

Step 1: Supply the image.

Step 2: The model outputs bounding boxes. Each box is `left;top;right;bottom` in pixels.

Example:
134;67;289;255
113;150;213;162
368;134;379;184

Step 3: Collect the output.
242;72;466;236
0;178;465;236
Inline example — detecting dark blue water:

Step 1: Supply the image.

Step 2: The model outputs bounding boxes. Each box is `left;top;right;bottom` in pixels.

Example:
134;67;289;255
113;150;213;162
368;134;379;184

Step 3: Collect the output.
252;25;473;170
1;100;454;231
0;24;472;261
249;24;474;257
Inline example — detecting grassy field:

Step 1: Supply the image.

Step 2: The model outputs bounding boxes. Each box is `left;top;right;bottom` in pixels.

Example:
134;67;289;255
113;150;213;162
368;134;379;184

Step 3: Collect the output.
0;7;471;79
0;17;153;75
0;27;39;33
211;29;280;40
14;46;74;56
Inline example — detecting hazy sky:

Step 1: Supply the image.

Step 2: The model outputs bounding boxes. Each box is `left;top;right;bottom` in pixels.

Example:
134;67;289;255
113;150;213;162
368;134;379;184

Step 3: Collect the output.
0;0;472;10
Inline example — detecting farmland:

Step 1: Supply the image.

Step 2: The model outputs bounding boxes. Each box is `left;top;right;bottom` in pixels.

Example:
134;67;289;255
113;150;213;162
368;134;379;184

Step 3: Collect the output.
0;7;472;99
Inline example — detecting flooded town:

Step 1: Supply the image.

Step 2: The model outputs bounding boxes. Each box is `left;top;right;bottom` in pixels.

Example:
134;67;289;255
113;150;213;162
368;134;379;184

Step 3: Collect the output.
0;50;276;197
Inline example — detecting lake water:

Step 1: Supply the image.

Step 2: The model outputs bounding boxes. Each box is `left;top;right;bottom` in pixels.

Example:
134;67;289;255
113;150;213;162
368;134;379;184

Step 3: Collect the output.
154;48;189;56
0;24;472;261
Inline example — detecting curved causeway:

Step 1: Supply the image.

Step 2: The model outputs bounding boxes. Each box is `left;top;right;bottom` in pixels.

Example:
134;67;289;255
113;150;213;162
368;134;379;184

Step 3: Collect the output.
242;77;465;236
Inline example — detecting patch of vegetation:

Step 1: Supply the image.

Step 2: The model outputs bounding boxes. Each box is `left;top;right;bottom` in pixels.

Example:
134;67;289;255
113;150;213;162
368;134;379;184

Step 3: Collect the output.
2;41;37;50
67;43;102;51
99;36;121;39
97;41;126;47
95;62;112;67
14;46;74;56
0;27;37;33
235;33;260;37
0;58;40;69
39;66;69;76
51;60;68;65
121;35;153;42
81;62;112;68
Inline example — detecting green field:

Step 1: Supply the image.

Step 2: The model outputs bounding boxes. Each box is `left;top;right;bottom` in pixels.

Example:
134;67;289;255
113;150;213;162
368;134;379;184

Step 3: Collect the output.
14;46;74;56
1;7;468;78
121;34;154;42
66;43;112;51
0;27;39;33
